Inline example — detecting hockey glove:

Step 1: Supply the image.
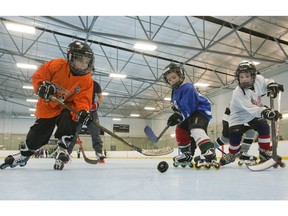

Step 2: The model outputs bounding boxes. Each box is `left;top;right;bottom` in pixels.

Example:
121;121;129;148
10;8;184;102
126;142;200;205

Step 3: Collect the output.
37;81;57;101
261;108;282;121
90;102;99;111
77;110;92;125
167;111;183;126
267;82;284;98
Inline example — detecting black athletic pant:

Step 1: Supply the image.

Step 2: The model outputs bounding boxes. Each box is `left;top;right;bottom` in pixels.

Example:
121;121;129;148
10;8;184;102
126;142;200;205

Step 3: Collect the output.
25;109;77;156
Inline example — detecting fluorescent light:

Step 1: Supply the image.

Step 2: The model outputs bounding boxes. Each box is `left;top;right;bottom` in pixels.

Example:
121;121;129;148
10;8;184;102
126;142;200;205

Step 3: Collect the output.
144;107;155;110
17;63;37;70
170;133;176;137
194;83;210;87
109;73;127;78
30;114;35;117
6;23;35;34
102;92;109;96
113;118;121;121
23;85;34;89
164;97;171;101
130;114;140;117
133;43;157;51
26;99;38;103
29;108;36;112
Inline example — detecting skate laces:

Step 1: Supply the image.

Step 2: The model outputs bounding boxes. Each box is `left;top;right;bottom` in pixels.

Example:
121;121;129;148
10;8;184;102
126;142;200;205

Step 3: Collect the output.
11;153;28;165
259;149;272;157
240;152;255;160
176;152;192;162
223;153;236;162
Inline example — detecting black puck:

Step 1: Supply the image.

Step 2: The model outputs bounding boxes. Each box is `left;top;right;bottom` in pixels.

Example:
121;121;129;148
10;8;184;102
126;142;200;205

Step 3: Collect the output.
157;161;169;173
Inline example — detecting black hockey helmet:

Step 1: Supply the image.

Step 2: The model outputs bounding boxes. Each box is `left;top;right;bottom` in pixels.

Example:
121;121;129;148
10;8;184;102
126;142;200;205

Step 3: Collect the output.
67;41;94;76
163;63;185;89
235;61;257;88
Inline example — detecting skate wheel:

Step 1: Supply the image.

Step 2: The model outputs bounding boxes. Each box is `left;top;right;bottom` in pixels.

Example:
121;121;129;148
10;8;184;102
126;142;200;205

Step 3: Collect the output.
157;161;169;173
173;162;178;168
204;164;211;169
54;161;64;170
195;164;202;169
213;163;220;170
279;162;286;168
188;162;194;168
238;161;243;166
181;164;187;168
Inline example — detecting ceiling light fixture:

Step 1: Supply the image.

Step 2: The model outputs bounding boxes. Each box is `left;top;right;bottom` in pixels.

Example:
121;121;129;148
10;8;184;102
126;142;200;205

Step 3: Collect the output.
109;73;127;78
17;63;37;70
26;99;38;103
6;23;35;34
130;114;140;117
144;107;155;110
102;92;109;96
194;83;210;87
29;108;36;112
23;85;34;89
164;97;171;101
133;43;157;51
112;118;121;121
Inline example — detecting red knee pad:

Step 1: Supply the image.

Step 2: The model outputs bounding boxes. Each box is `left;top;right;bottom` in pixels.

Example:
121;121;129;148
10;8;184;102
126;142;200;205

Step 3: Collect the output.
176;127;190;146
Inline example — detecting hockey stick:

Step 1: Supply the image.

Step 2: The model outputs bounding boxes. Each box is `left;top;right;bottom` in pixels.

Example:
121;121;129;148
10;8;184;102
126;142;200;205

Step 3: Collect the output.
76;137;98;164
246;92;282;171
50;96;174;156
144;122;171;144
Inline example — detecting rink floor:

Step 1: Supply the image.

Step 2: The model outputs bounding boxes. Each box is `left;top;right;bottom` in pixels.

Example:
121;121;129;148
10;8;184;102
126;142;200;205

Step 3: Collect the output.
0;157;288;200
1;157;287;215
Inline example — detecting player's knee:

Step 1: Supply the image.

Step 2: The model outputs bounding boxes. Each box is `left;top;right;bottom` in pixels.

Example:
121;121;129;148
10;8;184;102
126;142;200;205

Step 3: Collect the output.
176;127;190;144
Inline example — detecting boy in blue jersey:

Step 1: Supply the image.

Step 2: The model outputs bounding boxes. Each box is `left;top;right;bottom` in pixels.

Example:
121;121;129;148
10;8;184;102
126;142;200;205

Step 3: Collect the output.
163;63;218;167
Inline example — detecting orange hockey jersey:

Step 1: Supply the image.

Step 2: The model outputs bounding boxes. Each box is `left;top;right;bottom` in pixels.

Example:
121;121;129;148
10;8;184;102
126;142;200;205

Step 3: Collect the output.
32;58;93;121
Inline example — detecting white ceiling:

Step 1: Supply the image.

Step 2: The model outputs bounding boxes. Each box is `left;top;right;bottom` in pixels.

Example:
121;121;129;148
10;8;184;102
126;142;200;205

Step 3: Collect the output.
0;16;288;119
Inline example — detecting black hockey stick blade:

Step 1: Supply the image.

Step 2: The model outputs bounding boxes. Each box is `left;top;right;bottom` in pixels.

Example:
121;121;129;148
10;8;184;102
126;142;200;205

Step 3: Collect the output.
144;123;171;144
50;96;173;156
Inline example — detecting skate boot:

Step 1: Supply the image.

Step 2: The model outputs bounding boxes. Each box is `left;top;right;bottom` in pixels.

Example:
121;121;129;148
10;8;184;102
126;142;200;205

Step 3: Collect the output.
53;137;71;170
0;152;30;170
96;152;105;163
173;152;194;168
259;148;285;168
238;151;257;166
219;153;236;166
194;148;220;169
0;142;32;170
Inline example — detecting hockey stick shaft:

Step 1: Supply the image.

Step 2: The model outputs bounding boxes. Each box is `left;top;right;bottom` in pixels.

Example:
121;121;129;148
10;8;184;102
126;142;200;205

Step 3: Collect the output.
246;92;282;171
50;96;173;156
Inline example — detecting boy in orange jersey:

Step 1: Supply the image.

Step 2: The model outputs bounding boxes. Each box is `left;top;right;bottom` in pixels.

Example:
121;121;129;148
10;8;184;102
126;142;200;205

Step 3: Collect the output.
0;41;94;170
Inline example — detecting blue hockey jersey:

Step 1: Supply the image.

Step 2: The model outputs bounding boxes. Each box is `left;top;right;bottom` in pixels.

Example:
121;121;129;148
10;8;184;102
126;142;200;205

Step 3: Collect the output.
171;83;212;121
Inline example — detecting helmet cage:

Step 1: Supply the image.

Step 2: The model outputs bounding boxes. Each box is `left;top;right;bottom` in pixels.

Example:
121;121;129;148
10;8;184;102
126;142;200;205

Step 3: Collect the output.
235;61;257;89
67;41;94;76
163;63;185;89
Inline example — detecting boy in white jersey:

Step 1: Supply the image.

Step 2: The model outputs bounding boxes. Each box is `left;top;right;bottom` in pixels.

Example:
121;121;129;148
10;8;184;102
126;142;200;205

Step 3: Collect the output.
220;61;283;166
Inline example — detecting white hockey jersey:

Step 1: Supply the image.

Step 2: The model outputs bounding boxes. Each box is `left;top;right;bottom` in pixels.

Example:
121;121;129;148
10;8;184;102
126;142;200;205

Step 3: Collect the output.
229;74;274;127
